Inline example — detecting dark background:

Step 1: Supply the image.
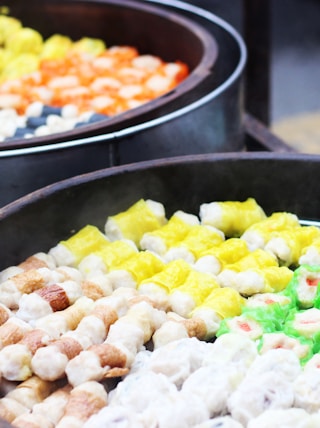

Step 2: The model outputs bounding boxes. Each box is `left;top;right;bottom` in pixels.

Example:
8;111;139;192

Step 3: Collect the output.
184;0;320;123
180;0;320;152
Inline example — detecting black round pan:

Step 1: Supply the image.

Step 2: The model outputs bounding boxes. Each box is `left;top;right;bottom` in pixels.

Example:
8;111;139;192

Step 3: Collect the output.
1;152;320;271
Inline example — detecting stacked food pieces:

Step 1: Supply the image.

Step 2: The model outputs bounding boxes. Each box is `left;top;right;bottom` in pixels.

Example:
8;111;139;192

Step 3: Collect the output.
0;14;189;141
1;197;320;427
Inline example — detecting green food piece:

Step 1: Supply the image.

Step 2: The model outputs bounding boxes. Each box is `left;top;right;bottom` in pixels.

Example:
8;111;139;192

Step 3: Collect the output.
284;264;320;309
217;306;281;339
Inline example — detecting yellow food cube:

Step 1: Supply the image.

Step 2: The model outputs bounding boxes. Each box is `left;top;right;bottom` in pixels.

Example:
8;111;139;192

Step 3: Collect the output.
61;225;110;265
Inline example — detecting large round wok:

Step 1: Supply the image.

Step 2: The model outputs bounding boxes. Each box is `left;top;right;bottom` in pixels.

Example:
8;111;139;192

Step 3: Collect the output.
0;152;320;428
0;152;319;271
0;0;246;207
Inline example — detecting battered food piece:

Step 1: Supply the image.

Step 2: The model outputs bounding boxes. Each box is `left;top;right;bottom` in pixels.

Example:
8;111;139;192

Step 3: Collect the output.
0;376;58;423
65;301;166;386
108;370;177;413
147;337;210;387
33;296;95;338
104;199;166;246
138;259;192;310
241;212;300;251
0;317;33;349
152;317;191;348
199;198;266;237
0;268;55;309
164;224;224;264
216;248;284;295
31;293;128;381
80;270;113;300
105;250;165;290
0;264;74;311
19;252;57;270
218;265;293;296
140;210;199;256
182;362;244;417
49;224;111;267
219;248;278;272
190;288;245;340
5;375;58;409
169;269;220;317
77;253;107;277
265;225;320;266
0;329;51;380
0;252;56;283
245;348;301;382
0;302;12;326
194;238;250;276
202;333;258;370
152;311;208;348
299;236;320;265
15;280;83;322
27;384;72;425
53;266;84;284
139;389;209;428
86;239;138;273
227;371;294;426
109;373;194;427
55;381;108;428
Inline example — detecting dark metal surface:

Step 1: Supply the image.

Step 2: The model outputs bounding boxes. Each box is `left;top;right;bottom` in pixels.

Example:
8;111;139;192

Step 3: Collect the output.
244;113;296;152
243;0;271;125
1;152;320;271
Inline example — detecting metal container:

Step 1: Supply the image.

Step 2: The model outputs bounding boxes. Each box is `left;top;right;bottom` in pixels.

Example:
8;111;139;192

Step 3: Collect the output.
0;0;246;207
0;151;319;427
1;152;320;271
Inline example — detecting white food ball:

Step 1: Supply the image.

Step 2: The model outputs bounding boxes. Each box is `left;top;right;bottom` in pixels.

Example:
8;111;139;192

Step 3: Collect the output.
25;101;44;117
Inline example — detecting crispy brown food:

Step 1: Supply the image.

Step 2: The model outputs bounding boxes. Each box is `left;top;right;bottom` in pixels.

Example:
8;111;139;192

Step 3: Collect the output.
19;329;48;355
93;306;118;333
81;280;106;301
7;377;56;407
18;256;48;271
53;337;83;360
62;382;107;421
0;320;31;349
0;305;10;326
183;317;207;340
12;269;46;294
90;343;127;369
36;284;70;312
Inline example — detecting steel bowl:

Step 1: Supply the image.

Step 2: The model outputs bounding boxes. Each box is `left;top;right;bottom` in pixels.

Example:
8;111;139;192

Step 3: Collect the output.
0;0;246;207
0;151;319;427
